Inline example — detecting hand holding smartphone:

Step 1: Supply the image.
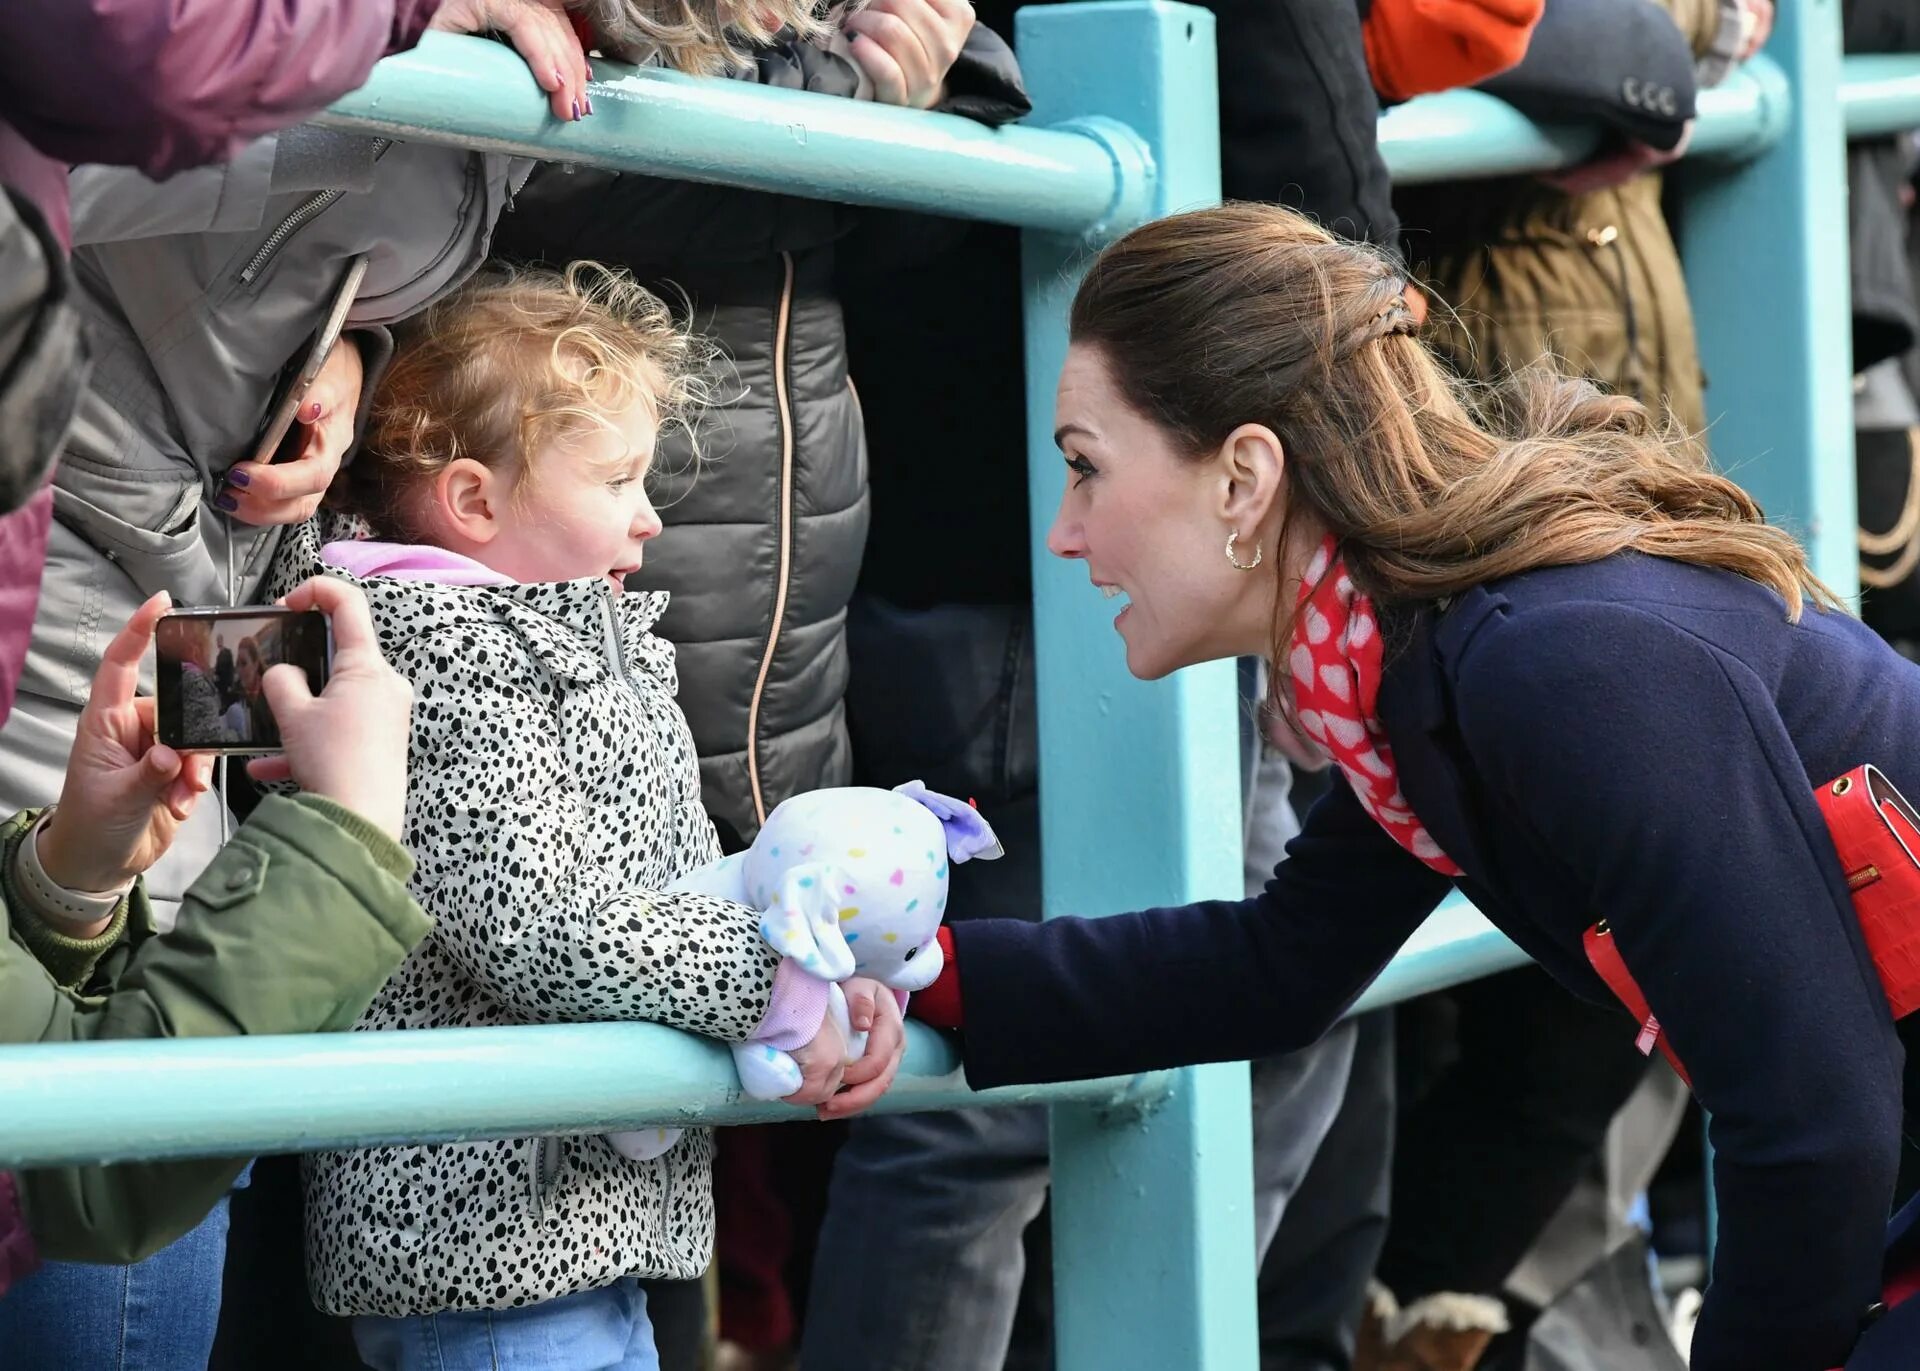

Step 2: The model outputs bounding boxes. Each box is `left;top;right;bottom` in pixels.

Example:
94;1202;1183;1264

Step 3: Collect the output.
250;256;368;469
154;608;332;754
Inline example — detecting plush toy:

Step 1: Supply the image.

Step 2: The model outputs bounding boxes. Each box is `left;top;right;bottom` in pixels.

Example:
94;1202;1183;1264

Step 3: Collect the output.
607;781;1001;1161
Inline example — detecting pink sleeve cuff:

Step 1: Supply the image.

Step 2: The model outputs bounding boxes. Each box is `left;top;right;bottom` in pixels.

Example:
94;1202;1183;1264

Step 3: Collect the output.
751;957;833;1050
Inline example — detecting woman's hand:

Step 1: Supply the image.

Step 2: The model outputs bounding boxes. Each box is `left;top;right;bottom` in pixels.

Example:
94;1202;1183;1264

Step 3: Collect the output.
783;1006;851;1109
844;0;976;110
246;578;413;840
38;592;216;898
431;0;592;121
819;976;907;1119
1539;122;1693;197
221;336;363;527
1737;0;1773;62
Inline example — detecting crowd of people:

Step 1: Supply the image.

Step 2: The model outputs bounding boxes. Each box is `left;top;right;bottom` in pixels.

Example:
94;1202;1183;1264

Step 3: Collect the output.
6;1;1920;1371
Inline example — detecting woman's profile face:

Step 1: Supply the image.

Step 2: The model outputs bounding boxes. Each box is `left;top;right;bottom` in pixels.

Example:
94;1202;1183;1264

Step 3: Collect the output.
237;639;262;695
1046;344;1259;680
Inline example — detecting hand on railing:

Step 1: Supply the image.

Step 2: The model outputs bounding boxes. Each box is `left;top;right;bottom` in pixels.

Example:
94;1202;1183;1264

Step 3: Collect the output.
843;0;976;110
1539;120;1694;196
820;977;907;1119
1737;0;1774;63
431;0;592;121
782;1003;850;1108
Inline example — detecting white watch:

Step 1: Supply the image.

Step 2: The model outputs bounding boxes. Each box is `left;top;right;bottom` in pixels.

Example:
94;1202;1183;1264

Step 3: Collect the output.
14;808;132;929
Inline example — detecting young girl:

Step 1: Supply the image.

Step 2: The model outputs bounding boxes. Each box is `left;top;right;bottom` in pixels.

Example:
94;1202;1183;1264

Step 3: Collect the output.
273;264;893;1371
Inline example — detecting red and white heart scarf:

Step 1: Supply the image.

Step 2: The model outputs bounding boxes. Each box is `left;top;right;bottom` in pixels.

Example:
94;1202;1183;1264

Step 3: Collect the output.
1288;537;1463;877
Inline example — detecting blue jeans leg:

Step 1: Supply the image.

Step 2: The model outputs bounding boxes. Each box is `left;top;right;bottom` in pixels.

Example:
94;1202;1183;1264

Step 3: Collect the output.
0;1182;238;1371
352;1279;660;1371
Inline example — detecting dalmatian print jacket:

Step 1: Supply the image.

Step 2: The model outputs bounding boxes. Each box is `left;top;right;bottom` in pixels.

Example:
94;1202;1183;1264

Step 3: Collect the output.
273;520;780;1317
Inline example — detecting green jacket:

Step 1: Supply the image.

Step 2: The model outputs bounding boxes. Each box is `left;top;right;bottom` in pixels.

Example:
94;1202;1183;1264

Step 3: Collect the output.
0;793;429;1266
1397;0;1721;436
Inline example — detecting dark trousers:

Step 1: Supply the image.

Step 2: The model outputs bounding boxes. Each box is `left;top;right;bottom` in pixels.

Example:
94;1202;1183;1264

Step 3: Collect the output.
1377;967;1655;1304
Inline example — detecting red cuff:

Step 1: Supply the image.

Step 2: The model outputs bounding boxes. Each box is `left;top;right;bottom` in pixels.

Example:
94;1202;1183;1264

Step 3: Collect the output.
909;927;963;1029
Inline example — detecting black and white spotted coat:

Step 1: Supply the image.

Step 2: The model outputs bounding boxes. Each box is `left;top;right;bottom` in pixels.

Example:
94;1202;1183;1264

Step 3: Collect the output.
272;519;780;1316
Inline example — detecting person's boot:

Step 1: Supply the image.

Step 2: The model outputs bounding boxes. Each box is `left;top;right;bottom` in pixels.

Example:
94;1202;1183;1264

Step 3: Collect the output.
1352;1281;1508;1371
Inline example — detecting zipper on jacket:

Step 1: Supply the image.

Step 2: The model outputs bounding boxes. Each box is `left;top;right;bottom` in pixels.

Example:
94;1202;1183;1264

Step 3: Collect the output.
239;139;393;285
527;1135;564;1220
601;596;634;688
744;253;799;829
1585;223;1644;402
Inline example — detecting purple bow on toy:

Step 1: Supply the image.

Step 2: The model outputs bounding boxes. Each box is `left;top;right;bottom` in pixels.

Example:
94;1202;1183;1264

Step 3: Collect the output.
894;780;1005;863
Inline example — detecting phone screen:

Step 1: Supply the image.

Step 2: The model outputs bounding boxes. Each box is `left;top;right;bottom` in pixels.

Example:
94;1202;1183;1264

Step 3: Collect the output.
154;609;331;753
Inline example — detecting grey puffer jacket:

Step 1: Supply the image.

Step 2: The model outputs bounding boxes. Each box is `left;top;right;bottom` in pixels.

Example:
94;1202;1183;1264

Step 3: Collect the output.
0;130;529;915
493;27;1030;845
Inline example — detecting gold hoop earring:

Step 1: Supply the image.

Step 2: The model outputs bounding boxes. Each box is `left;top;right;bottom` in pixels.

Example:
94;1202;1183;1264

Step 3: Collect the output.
1225;530;1262;571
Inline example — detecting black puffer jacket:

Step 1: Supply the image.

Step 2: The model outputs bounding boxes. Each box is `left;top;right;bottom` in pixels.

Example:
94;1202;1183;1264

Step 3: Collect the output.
495;30;1029;844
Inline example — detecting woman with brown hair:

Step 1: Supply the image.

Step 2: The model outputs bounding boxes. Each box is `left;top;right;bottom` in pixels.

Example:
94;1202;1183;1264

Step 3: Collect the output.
906;202;1920;1371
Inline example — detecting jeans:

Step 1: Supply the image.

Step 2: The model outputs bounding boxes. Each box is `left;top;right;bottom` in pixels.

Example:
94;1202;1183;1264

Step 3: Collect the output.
0;1170;242;1371
352;1279;660;1371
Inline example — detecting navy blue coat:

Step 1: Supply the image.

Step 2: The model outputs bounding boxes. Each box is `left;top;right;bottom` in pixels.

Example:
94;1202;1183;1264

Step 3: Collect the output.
949;553;1919;1371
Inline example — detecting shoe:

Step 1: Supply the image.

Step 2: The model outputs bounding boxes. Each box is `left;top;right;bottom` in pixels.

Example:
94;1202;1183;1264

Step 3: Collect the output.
714;1342;797;1371
1353;1281;1508;1371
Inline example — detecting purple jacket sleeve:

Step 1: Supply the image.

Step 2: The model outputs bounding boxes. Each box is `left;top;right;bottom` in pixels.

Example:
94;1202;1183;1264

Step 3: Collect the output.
0;0;439;181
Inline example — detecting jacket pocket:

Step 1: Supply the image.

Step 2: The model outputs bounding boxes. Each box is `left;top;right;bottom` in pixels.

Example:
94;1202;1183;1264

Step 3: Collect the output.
50;472;213;604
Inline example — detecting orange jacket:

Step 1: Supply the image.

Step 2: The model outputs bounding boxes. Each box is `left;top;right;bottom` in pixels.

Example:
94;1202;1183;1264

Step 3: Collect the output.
1363;0;1544;102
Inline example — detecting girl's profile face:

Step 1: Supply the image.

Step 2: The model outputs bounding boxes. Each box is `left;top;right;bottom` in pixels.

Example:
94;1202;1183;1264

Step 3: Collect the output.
479;402;666;593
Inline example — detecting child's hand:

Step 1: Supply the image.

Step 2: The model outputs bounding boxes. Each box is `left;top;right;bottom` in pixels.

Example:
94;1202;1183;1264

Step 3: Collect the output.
819;977;906;1119
784;1007;850;1108
431;0;593;122
844;0;976;110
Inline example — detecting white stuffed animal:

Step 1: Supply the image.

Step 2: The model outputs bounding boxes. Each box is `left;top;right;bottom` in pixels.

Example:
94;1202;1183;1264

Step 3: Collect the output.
607;781;1001;1161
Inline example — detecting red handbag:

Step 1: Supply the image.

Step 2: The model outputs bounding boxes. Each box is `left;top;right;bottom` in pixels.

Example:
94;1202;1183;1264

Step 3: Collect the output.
1584;764;1920;1085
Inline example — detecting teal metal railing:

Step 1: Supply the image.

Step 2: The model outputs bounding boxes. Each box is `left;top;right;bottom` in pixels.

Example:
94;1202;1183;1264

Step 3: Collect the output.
2;6;1913;1367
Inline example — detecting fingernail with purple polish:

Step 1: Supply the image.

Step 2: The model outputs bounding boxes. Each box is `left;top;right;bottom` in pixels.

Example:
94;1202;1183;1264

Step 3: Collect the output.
571;99;582;121
215;493;239;512
226;469;251;488
585;95;594;116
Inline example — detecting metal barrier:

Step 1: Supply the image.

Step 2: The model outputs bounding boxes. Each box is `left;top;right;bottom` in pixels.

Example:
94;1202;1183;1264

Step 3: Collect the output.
3;4;1918;1366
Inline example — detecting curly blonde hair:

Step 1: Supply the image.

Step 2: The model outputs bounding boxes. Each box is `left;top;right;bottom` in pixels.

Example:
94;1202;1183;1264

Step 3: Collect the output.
580;0;842;77
335;261;709;540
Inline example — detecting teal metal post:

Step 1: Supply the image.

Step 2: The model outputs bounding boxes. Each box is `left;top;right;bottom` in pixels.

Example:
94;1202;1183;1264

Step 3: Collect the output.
1017;7;1257;1370
1676;1;1855;593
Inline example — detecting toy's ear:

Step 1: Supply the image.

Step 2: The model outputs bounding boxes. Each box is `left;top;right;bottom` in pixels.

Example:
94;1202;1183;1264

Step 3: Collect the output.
894;780;1005;863
757;862;858;982
888;931;946;993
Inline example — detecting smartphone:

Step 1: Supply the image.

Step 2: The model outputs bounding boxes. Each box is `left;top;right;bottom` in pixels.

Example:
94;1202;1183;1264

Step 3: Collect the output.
154;608;331;754
248;254;368;468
